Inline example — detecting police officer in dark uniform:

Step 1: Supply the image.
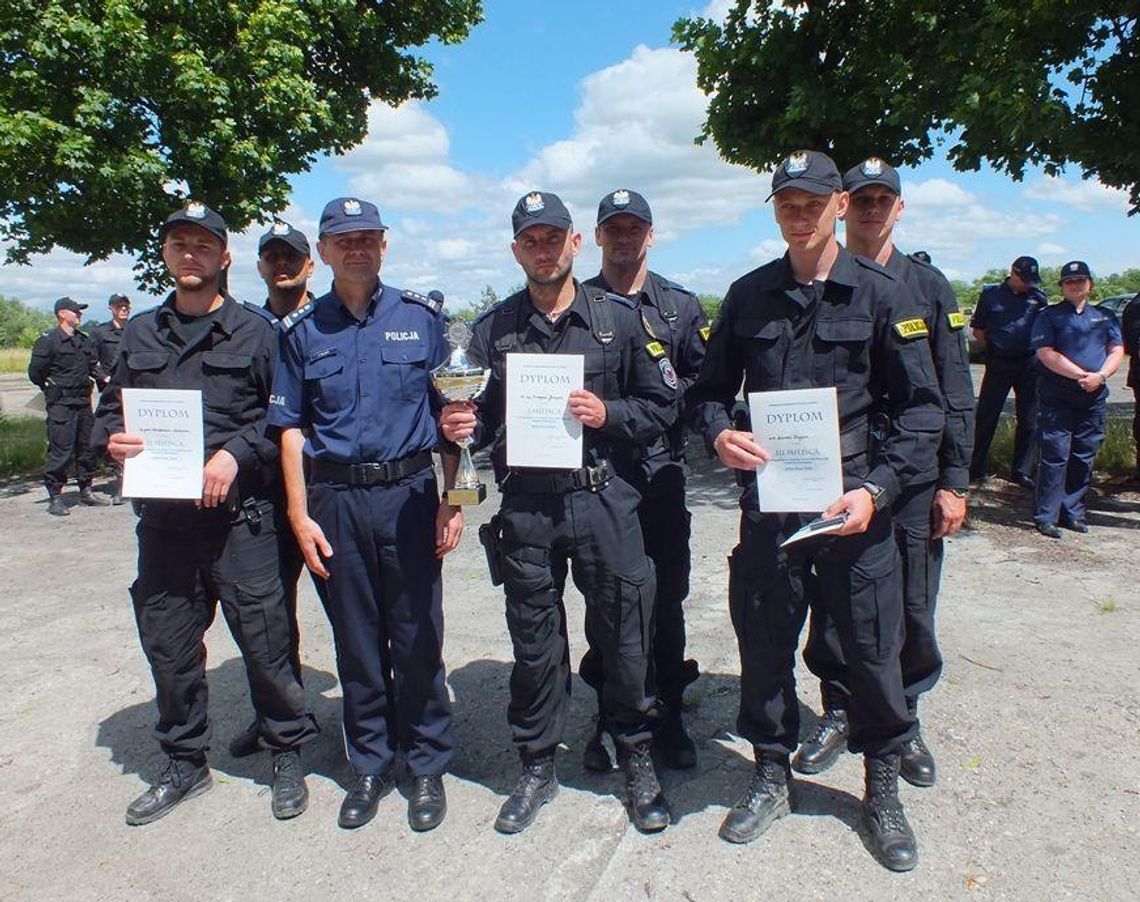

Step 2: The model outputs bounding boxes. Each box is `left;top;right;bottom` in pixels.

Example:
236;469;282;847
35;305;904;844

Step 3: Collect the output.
93;293;132;504
1030;261;1124;537
1120;292;1140;480
95;202;317;825
795;159;975;789
269;197;462;833
688;152;943;871
28;297;109;515
970;256;1046;486
228;220;318;760
438;191;677;834
579;189;707;771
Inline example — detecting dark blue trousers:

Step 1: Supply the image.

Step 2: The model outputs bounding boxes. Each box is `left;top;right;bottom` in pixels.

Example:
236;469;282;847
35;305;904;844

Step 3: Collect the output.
307;468;454;777
1034;381;1107;527
971;352;1038;481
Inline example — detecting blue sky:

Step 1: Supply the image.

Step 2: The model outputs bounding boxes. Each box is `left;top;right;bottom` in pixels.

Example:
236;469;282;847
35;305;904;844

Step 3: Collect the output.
3;0;1139;314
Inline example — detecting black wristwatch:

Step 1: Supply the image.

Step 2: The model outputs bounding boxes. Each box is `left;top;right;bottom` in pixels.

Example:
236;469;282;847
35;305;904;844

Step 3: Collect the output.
860;481;887;511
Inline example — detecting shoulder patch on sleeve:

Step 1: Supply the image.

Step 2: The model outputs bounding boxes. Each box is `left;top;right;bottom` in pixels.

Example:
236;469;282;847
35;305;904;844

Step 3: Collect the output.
280;300;315;333
699;324;711;343
243;300;279;326
402;289;443;315
658;357;678;389
947;311;966;330
645;340;667;359
893;318;930;340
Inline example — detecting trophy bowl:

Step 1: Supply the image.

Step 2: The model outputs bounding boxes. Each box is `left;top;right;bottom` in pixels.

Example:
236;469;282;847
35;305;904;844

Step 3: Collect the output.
431;322;491;505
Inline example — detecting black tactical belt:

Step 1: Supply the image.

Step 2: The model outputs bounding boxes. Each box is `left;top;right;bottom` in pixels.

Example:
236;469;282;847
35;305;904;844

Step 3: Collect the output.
310;450;433;486
502;461;614;495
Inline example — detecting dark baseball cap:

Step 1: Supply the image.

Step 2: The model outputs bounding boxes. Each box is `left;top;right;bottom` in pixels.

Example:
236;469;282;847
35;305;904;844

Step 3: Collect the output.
768;150;843;200
597;189;652;225
159;201;228;244
258;221;310;256
1011;255;1041;285
54;297;87;315
107;293;131;307
512;191;573;237
1059;260;1092;282
319;197;385;237
843;157;901;195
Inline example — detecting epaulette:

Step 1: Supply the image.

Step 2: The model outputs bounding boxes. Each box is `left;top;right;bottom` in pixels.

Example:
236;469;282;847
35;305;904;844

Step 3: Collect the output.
280;299;316;333
852;255;895;279
243;300;279;326
402;289;443;315
75;327;90;338
652;273;697;298
603;289;636;310
475;298;514;325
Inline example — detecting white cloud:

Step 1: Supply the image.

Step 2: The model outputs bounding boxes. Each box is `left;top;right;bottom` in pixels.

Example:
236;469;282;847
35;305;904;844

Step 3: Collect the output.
749;238;787;261
1036;242;1066;259
1023;175;1129;211
510;46;767;241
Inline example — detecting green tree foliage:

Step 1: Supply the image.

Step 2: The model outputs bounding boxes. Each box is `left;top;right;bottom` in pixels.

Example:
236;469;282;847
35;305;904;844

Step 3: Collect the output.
0;0;484;287
952;267;1140;313
0;295;55;347
697;293;722;322
674;3;1140;210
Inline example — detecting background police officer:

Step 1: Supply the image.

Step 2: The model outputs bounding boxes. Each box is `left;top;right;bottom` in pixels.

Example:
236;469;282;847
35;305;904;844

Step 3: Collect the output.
28;297;108;515
95;202;317;825
228;220;318;760
438;191;676;835
93;293;132;504
688;152;943;872
970;256;1046;486
579;189;707;771
795;159;975;789
1030;261;1124;537
269;198;461;833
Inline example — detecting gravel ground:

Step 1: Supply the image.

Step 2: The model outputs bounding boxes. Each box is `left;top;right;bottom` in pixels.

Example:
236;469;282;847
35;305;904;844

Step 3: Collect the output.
1;456;1138;902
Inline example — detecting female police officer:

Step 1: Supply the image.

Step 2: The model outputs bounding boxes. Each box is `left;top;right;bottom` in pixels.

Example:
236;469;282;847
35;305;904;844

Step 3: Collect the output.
1030;261;1124;537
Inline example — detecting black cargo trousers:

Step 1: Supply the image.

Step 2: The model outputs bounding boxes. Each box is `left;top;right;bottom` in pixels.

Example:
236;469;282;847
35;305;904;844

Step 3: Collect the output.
499;474;658;757
131;500;317;760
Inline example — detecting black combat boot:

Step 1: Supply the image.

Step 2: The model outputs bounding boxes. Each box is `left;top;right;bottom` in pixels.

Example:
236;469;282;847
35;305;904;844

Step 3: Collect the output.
125;756;212;825
900;703;937;788
79;486;110;506
791;707;848;774
617;741;670;832
653;708;696;770
863;753;919;872
271;749;309;819
494;752;558;834
719;751;792;844
47;493;69;517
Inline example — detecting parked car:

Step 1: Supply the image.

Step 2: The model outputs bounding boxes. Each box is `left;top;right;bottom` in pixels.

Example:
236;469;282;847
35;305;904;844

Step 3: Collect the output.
1095;293;1136;320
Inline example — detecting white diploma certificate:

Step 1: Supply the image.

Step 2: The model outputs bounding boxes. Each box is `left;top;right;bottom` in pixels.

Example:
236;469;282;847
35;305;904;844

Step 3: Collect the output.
748;387;843;513
121;388;204;499
505;353;584;469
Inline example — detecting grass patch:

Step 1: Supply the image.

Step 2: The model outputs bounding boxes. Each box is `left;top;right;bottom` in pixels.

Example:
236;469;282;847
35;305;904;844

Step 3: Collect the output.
1098;598;1119;614
0;347;31;374
984;415;1137;478
0;415;45;478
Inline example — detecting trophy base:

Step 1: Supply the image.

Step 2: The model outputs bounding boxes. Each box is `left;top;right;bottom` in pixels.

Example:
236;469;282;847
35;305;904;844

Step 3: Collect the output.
446;484;487;506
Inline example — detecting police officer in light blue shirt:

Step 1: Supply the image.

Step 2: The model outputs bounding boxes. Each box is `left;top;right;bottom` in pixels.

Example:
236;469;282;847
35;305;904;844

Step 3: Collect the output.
969;256;1047;486
268;197;462;832
1030;261;1124;537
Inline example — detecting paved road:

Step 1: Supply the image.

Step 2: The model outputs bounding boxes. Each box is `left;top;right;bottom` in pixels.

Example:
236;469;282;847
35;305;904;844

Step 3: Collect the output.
2;456;1138;901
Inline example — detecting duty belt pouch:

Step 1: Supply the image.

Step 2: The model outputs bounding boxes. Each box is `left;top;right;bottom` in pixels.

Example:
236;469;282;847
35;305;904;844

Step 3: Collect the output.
478;513;505;586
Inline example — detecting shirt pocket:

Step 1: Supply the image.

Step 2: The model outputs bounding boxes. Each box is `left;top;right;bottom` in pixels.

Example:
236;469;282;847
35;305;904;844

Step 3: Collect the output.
813;317;873;387
733;318;783;383
202;351;254;412
123;351;169;387
305;349;350;410
379;343;429;401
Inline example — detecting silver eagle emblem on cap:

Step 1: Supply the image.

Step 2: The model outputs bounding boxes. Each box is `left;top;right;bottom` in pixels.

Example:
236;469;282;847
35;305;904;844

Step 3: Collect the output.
524;192;545;213
860;157;884;176
785;152;810;175
611;190;630;207
343;199;362;216
185;202;207;220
